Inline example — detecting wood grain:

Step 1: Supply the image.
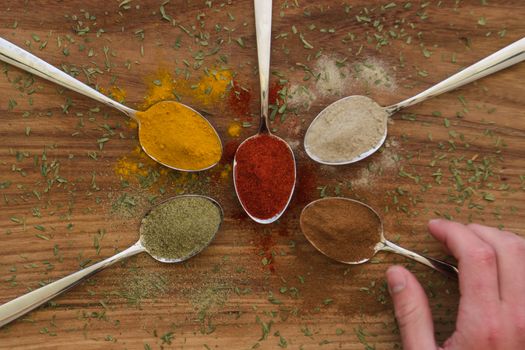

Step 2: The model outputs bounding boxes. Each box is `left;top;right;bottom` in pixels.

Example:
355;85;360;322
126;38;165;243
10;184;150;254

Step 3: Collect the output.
0;0;524;349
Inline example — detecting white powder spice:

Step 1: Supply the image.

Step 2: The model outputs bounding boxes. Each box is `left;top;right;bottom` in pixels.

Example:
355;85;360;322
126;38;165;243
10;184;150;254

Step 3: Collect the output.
287;57;396;114
354;59;397;91
314;56;351;97
304;96;388;164
288;84;317;110
351;139;400;188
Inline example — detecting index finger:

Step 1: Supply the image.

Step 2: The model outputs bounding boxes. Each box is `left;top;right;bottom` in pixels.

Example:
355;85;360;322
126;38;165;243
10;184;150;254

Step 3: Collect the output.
428;219;500;304
467;223;525;305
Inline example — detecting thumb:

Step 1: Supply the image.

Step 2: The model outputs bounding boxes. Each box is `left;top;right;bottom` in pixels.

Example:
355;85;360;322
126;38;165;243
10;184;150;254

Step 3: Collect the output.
386;265;437;350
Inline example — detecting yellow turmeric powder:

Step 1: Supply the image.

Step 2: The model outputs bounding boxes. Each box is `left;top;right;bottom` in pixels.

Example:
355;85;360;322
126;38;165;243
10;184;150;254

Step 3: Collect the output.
142;69;176;109
136;101;222;171
110;86;127;103
142;68;232;109
115;146;164;178
227;122;242;137
193;69;233;105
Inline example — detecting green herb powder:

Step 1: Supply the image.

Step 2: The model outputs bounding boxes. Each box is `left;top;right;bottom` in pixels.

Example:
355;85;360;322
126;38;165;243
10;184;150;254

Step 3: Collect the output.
140;196;222;260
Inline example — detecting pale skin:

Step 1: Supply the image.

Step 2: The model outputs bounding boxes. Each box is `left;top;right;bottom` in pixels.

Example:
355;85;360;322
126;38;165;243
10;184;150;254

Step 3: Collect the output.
386;219;525;350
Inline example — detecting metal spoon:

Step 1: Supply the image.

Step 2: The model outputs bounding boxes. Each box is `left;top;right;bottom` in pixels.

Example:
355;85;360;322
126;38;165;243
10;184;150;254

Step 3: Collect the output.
0;37;222;172
304;37;525;165
0;195;223;328
232;0;296;224
300;197;458;279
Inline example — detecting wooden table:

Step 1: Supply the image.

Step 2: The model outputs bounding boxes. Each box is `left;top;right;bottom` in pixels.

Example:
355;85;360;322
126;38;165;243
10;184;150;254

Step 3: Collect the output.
0;1;524;348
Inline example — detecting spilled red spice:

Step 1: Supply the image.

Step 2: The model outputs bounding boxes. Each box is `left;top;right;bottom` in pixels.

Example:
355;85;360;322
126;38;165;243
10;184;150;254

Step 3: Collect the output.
268;81;286;106
228;81;251;116
294;162;318;205
234;134;295;220
231;207;248;220
278;224;290;237
256;233;276;273
221;140;240;164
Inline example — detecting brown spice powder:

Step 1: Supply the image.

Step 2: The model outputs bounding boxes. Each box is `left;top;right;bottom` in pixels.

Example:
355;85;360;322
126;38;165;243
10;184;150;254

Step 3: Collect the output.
300;197;381;263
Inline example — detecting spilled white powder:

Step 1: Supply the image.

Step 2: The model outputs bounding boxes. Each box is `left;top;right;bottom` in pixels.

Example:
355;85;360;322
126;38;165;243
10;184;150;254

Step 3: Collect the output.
353;59;397;91
304;95;388;164
314;56;351;97
288;84;317;110
287;56;396;112
351;139;400;188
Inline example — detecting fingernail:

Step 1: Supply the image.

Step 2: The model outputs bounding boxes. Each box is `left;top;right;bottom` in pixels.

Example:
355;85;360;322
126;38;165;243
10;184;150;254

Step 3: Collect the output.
429;218;443;225
386;266;406;294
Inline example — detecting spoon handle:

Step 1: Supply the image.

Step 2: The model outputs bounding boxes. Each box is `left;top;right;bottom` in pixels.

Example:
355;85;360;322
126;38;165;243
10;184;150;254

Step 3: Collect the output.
381;239;458;279
254;0;272;132
387;37;525;113
0;37;136;117
0;242;144;328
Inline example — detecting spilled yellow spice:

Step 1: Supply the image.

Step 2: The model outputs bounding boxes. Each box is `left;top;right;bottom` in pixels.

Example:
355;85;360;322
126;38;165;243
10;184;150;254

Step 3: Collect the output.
114;68;233;182
227;122;242;137
115;146;167;178
113;146;205;193
100;85;127;103
192;69;233;105
142;68;232;108
137;101;222;171
142;69;176;108
110;86;127;103
220;164;231;180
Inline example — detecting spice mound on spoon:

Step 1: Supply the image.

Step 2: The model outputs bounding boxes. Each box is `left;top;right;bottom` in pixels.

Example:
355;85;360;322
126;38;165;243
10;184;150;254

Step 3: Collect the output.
0;195;223;327
233;0;296;224
304;37;525;165
234;134;295;221
136;101;222;172
300;197;458;278
0;37;222;172
304;95;388;165
140;195;223;261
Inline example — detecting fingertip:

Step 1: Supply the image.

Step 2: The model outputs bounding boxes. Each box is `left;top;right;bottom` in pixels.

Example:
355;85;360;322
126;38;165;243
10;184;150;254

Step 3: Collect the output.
387;266;428;299
387;265;426;296
427;218;464;242
386;265;437;349
428;217;455;229
427;219;446;242
387;264;407;274
386;265;408;294
427;218;448;234
428;218;446;227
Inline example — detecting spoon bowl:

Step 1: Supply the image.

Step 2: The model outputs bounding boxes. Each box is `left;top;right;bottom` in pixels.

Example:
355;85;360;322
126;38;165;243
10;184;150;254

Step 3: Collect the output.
300;197;458;278
0;195;223;327
232;0;296;223
304;95;388;165
139;194;224;263
233;133;296;224
0;38;223;172
304;37;525;165
136;101;223;172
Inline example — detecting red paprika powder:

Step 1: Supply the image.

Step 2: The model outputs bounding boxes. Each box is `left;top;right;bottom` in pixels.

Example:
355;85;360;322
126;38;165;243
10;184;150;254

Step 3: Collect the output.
228;81;251;117
234;134;295;220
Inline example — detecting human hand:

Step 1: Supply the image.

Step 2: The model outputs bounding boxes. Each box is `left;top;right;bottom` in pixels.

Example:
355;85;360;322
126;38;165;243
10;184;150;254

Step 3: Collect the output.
385;219;525;350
